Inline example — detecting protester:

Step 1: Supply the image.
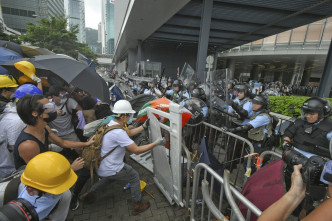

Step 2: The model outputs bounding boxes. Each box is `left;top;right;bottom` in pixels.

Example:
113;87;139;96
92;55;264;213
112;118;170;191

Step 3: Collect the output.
18;151;77;221
13;94;94;169
0;75;18;111
80;100;164;215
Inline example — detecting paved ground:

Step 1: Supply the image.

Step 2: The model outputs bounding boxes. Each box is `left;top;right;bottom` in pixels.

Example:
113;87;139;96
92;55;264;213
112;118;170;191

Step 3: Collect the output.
67;153;189;221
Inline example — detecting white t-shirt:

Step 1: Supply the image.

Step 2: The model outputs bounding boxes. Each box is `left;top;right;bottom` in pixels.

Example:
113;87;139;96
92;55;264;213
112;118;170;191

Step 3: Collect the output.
49;98;78;136
97;121;134;177
0;105;26;175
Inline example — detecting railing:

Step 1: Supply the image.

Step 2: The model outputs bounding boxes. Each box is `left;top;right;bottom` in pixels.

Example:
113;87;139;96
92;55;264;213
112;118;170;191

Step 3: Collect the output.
189;163;262;221
183;121;255;189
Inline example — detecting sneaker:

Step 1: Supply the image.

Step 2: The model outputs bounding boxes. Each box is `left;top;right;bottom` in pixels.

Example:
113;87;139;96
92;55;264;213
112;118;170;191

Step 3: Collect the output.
132;201;150;216
70;196;79;211
79;191;96;204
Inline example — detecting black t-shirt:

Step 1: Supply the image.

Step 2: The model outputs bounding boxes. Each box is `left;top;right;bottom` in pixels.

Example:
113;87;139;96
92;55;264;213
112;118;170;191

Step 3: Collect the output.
14;129;49;169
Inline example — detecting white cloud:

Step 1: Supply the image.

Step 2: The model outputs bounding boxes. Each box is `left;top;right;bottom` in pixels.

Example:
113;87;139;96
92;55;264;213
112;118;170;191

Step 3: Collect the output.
85;0;102;29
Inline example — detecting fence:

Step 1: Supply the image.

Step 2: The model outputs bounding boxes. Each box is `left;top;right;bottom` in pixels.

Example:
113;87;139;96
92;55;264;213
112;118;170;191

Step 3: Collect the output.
189;163;262;221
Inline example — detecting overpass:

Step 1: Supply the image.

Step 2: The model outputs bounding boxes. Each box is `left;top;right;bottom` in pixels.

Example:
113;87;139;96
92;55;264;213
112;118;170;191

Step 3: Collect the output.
113;0;332;96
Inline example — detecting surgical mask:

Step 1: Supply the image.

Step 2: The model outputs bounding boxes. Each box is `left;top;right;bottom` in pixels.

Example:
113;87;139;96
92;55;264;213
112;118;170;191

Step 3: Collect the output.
126;114;134;125
43;111;57;123
60;98;67;104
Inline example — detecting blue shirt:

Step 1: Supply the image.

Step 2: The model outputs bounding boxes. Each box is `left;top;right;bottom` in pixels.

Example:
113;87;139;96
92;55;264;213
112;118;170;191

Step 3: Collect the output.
166;89;190;101
228;98;253;125
249;111;271;134
18;187;61;220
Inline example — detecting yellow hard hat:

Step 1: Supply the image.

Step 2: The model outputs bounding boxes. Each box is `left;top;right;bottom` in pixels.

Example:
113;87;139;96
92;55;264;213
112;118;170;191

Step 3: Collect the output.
14;61;36;79
140;180;147;192
21;152;77;195
18;75;35;85
0;75;19;88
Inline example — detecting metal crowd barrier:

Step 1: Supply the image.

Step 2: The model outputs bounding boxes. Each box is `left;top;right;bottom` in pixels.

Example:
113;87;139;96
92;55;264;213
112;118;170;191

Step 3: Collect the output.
183;121;255;189
190;163;262;221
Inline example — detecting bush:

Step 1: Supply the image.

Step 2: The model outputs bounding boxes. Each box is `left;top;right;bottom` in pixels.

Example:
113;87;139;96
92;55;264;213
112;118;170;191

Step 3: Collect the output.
269;96;332;118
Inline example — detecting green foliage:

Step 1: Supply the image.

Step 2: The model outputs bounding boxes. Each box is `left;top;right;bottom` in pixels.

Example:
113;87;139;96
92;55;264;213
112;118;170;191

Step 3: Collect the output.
269;96;332;117
20;16;98;66
0;30;21;44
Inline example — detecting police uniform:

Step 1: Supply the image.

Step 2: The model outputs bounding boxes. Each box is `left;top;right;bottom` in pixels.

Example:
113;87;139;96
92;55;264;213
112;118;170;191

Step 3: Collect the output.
247;111;272;151
165;89;190;103
228;98;253;126
284;118;332;158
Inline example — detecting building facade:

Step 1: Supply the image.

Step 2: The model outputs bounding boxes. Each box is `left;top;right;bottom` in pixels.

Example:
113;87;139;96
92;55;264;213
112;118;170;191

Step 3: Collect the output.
1;0;64;33
219;18;332;86
101;0;115;54
64;0;86;43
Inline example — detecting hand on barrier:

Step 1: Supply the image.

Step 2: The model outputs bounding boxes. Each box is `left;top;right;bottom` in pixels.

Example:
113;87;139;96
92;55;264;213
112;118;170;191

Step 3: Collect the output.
153;137;166;146
221;126;229;132
142;119;150;129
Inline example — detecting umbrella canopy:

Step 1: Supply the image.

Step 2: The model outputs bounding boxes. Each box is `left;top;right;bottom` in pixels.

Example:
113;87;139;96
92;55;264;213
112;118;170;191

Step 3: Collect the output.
0;40;24;56
0;47;23;75
21;45;55;58
1;54;110;103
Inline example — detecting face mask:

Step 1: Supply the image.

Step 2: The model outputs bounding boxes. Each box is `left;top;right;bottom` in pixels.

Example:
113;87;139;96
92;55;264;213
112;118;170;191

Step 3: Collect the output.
60;98;66;104
126;114;133;125
43;111;57;123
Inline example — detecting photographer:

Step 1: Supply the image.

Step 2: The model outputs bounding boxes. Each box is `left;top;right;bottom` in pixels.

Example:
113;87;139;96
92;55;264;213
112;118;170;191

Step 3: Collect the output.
282;97;332;216
258;164;332;221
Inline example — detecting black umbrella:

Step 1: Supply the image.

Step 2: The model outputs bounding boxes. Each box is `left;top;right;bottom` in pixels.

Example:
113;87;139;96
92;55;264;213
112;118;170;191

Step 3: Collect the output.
1;54;110;103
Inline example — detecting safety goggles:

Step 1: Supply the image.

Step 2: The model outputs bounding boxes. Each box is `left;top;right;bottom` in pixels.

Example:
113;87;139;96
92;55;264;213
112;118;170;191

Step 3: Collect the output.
43;102;56;113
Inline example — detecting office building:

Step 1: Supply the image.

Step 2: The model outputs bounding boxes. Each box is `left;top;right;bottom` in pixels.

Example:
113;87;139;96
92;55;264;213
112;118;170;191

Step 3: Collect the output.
64;0;86;43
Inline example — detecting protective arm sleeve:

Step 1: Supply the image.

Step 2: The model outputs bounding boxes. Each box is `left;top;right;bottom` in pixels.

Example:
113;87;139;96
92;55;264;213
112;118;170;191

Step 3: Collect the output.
230;123;253;133
231;102;249;119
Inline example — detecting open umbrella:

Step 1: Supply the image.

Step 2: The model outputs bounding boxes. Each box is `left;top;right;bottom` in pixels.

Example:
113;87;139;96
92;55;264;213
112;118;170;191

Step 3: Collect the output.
21;45;55;57
0;47;23;75
0;40;24;56
1;54;110;103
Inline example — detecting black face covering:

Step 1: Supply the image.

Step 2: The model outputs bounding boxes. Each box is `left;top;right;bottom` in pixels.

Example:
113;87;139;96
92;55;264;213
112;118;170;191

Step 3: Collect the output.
43;111;57;123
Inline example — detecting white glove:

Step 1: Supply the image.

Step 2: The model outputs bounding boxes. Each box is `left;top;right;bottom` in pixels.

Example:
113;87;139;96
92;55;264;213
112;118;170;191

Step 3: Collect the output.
153;137;166;146
31;76;41;83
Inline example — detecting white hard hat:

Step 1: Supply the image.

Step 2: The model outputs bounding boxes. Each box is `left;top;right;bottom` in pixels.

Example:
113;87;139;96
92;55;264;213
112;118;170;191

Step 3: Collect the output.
113;100;135;114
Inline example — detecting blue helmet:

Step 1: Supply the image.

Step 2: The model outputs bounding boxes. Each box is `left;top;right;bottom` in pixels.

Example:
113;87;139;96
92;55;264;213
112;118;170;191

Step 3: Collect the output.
13;84;43;99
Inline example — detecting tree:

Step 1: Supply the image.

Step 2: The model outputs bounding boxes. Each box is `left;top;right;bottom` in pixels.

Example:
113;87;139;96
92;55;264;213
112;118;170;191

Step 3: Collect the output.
21;16;98;65
0;30;21;44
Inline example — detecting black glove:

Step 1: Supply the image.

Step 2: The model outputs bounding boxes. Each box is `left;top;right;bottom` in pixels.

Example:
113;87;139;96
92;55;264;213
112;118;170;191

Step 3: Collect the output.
142;119;150;129
226;99;234;106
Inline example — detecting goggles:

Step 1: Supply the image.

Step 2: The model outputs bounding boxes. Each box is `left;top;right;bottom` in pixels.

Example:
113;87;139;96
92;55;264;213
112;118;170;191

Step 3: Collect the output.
43;102;56;113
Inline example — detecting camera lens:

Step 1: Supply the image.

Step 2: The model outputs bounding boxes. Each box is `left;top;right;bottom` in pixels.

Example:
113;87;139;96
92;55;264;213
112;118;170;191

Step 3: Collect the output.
0;199;39;221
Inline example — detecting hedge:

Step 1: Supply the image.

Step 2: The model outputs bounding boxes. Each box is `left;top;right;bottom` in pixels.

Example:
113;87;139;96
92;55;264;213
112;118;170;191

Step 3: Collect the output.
269;96;332;118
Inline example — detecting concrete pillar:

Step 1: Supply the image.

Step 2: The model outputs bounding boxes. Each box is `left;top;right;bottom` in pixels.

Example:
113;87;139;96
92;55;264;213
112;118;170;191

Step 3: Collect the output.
300;69;311;86
137;40;142;63
227;59;235;79
318;40;332;97
196;0;213;82
251;64;260;81
127;48;137;74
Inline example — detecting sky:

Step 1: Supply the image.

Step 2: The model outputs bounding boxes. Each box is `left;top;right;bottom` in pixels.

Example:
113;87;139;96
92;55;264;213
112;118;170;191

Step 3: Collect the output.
85;0;102;29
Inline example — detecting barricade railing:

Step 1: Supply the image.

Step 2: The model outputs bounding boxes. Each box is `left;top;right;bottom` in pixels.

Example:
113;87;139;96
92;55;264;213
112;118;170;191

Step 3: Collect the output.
190;163;262;221
183;121;255;189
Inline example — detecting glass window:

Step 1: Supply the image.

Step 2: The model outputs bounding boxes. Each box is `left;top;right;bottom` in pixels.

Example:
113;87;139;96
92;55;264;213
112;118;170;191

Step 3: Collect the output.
252;39;263;45
306;24;323;42
263;35;276;44
11;8;19;15
322;23;332;41
276;30;291;43
19;10;27;17
291;25;307;42
2;7;10;14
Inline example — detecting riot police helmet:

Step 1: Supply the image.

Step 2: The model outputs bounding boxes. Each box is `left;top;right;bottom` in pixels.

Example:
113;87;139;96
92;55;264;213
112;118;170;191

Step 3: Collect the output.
173;79;183;88
301;97;331;121
234;84;250;97
191;88;206;101
252;95;270;111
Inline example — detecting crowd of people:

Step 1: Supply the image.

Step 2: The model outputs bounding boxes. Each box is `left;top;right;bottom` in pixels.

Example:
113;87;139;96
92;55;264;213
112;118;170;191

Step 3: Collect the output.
0;68;332;220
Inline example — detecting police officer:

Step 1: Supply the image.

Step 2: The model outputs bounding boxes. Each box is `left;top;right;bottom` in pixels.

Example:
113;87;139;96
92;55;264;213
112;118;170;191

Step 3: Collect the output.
165;79;189;103
165;78;173;91
188;80;198;96
226;95;272;151
282;97;332;215
144;80;162;98
227;84;253;126
283;97;332;158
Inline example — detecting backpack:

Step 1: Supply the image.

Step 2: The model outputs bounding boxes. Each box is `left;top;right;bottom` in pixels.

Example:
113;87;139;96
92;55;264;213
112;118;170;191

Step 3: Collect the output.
82;123;123;184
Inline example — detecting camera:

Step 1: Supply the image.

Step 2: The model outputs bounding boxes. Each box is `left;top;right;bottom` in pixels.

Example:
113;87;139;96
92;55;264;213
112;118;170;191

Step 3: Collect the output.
0;198;38;221
283;149;332;185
